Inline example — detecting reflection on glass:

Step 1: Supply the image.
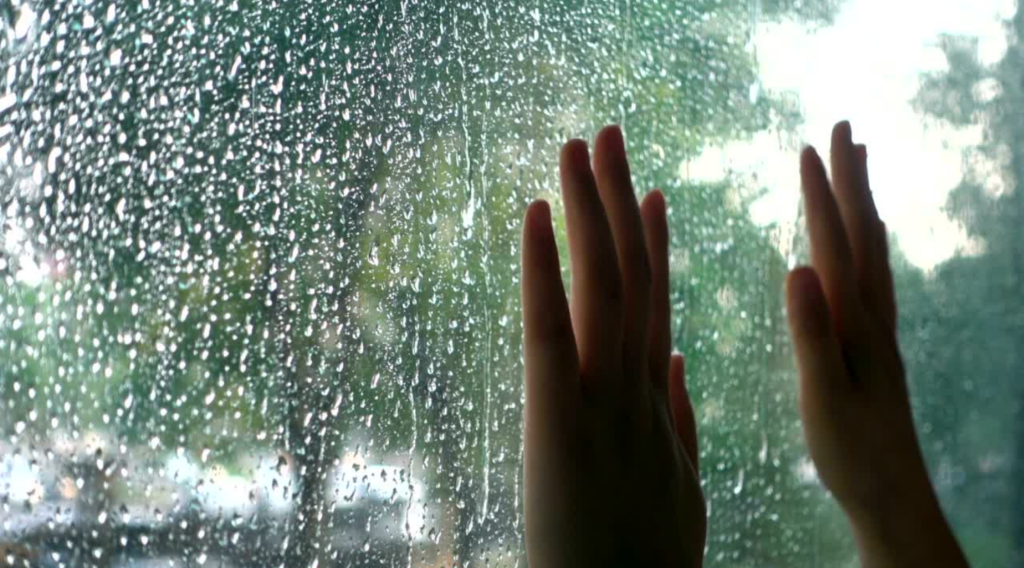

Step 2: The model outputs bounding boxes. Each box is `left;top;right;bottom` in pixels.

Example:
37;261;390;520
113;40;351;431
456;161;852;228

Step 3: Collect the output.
0;0;1019;566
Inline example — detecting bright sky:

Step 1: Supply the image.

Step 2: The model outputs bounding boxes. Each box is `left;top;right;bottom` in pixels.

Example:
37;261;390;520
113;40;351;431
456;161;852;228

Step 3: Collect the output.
3;0;1015;281
688;0;1017;269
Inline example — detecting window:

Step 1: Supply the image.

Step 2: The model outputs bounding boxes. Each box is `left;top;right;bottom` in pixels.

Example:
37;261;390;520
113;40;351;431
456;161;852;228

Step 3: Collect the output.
0;0;1019;566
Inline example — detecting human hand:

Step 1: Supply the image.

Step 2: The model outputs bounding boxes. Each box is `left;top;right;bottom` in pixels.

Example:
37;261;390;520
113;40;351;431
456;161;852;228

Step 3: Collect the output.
521;125;705;567
787;122;969;567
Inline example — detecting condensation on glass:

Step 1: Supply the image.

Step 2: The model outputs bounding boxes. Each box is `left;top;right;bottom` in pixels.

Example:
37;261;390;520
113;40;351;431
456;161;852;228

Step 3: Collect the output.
0;0;1019;567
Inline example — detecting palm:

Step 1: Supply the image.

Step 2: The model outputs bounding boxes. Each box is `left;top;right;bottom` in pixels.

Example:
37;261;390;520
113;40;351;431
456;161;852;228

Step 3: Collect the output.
521;126;705;568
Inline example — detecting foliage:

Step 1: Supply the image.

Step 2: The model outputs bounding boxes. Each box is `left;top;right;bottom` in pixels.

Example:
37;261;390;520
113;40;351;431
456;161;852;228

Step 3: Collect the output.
1;0;852;566
896;7;1024;566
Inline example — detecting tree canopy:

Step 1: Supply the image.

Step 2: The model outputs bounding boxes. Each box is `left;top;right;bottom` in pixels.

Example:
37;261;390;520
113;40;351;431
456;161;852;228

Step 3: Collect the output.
1;0;867;566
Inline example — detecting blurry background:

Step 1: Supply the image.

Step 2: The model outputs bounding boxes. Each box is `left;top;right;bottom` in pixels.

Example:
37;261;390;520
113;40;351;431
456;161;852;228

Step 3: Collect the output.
0;0;1020;566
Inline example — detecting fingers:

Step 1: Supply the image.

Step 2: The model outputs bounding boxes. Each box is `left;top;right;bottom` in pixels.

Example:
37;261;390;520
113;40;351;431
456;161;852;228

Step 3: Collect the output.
854;144;870;189
522;201;579;415
857;144;897;331
593;125;652;367
560;140;624;379
669;354;699;473
831;124;880;276
641;190;671;394
785;267;849;419
800;146;865;340
831;125;894;333
522;201;579;537
874;220;897;330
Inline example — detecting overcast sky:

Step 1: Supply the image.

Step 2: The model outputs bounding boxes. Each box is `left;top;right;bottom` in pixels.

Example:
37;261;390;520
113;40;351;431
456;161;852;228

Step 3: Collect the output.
4;0;1017;282
689;0;1017;269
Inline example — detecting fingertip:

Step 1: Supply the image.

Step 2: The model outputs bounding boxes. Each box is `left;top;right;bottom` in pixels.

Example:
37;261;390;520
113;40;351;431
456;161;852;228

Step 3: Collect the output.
524;200;553;241
800;146;823;173
640;191;668;235
595;124;625;157
670;352;686;389
596;123;623;138
640;189;669;256
832;120;853;145
800;147;829;195
522;200;558;287
851;143;868;167
561;139;591;173
641;189;666;216
593;125;629;182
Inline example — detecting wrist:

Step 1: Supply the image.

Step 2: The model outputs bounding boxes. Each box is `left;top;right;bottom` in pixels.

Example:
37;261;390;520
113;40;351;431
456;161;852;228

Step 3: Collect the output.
845;484;968;568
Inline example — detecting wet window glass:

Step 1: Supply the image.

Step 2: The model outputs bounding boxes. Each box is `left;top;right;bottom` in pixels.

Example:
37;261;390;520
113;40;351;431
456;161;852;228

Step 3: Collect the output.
0;0;1020;566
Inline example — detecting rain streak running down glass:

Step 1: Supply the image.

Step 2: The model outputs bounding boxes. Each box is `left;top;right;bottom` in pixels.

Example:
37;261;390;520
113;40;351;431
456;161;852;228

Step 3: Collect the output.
1;0;1021;566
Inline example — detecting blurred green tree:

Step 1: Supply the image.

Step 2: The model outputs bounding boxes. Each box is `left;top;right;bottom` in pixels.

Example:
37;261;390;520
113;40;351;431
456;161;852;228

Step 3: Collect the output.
894;6;1024;567
1;0;852;566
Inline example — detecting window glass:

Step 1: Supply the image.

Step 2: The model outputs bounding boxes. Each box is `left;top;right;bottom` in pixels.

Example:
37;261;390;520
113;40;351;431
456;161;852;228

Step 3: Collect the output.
0;0;1018;566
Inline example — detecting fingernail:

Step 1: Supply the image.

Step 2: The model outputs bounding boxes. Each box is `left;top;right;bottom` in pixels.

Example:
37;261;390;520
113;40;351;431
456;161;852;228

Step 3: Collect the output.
800;146;821;171
603;125;626;160
528;200;553;241
563;139;591;172
648;189;666;213
836;120;852;141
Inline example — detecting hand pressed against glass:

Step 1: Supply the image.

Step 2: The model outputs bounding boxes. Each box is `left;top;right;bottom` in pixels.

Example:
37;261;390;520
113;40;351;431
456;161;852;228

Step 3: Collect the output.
520;125;705;568
520;121;970;568
786;121;969;568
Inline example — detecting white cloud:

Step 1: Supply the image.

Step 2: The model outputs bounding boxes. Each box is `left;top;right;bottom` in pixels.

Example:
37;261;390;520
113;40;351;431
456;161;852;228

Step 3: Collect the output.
692;0;1015;269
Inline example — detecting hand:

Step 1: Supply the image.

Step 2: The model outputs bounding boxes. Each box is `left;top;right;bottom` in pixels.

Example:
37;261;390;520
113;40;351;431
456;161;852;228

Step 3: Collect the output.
787;122;969;567
521;125;705;567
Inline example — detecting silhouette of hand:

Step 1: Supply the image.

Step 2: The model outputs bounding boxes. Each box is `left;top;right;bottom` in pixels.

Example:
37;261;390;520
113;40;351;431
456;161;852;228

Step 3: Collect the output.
787;122;969;568
521;125;705;568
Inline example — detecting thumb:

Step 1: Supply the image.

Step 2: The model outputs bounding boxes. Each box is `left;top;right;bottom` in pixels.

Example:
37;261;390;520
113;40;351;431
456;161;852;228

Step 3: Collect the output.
786;267;850;420
522;201;578;428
